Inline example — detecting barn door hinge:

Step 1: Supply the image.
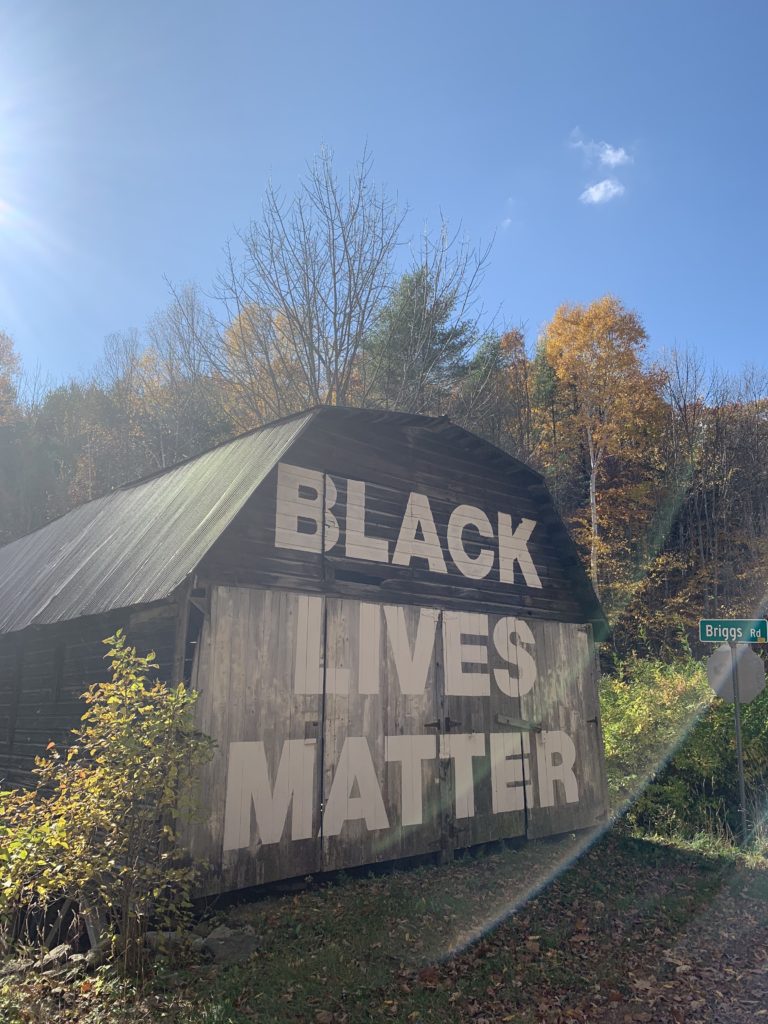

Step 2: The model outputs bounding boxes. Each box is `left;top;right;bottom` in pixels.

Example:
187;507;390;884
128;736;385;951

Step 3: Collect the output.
425;717;462;731
496;713;541;733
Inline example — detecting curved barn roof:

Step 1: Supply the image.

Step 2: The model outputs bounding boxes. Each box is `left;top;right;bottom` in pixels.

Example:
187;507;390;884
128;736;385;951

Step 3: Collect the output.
0;407;607;637
0;412;314;634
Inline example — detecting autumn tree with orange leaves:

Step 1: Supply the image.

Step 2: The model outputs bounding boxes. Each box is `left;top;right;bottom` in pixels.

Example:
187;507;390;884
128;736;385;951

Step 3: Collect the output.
541;296;666;602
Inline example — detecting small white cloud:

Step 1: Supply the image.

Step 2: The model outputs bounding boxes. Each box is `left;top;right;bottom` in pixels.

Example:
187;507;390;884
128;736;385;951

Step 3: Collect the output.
598;143;631;167
501;217;512;229
570;129;632;168
579;178;625;204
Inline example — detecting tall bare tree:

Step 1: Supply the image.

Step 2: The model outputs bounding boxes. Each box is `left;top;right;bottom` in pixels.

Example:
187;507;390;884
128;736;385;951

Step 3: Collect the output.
147;285;231;456
215;147;403;421
0;330;20;424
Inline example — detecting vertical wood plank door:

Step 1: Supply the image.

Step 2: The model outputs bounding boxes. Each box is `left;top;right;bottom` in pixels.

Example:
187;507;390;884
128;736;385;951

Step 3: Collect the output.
191;586;324;894
522;622;607;838
439;611;530;851
189;586;607;895
320;599;444;871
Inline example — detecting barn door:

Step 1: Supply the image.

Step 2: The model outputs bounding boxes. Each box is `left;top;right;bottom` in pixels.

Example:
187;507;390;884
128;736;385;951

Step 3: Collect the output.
320;602;535;869
321;599;444;871
193;586;324;892
522;621;607;838
439;611;530;851
194;589;606;893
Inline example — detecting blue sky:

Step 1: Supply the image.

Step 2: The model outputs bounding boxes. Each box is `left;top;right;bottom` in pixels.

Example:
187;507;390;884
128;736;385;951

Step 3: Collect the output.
1;1;766;380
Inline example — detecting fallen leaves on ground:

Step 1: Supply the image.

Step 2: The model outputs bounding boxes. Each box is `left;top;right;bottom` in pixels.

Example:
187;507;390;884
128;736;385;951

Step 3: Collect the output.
2;831;768;1024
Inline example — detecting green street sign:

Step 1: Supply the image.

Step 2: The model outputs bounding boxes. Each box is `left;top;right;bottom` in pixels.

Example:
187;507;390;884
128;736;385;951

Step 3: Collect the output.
699;618;768;644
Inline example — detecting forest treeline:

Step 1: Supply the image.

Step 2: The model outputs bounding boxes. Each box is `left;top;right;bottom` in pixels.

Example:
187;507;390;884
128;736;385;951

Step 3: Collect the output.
1;151;766;657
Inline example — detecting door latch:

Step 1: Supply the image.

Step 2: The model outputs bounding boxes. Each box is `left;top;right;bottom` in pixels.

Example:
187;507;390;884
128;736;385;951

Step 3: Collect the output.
496;713;541;733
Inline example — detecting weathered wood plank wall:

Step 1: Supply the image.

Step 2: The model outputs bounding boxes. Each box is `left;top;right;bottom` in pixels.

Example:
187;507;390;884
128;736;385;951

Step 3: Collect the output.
523;621;607;838
188;588;324;892
0;603;178;788
189;585;606;896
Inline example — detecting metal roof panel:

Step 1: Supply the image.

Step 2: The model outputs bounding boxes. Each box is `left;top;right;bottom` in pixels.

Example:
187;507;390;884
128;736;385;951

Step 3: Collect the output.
0;412;315;633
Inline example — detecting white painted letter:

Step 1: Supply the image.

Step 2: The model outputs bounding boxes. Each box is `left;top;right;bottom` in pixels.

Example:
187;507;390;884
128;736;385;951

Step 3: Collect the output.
490;732;531;813
223;739;316;851
443;611;490;697
536;730;579;807
447;504;494;579
440;733;486;818
346;478;389;562
322;737;389;836
385;734;437;826
383;604;439;695
498;514;542;588
294;595;324;694
392;492;447;573
492;617;537;697
358;602;381;695
275;463;339;553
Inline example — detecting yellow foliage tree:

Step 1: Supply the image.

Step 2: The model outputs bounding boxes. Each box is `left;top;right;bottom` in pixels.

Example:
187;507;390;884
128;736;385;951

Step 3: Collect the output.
542;296;665;602
222;305;310;428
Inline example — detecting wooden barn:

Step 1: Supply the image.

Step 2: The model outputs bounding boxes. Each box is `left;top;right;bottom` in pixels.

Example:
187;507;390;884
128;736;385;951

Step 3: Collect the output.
0;407;609;895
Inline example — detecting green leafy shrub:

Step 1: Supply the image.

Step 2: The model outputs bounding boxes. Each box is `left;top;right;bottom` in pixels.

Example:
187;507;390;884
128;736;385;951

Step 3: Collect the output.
0;630;213;971
600;653;711;805
601;653;768;840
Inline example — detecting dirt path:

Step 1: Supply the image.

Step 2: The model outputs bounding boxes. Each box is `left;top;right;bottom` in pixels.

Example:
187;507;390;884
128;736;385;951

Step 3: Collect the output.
595;858;768;1024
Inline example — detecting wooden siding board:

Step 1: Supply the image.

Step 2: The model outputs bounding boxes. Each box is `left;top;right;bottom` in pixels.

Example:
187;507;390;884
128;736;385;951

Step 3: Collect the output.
523;622;606;838
390;604;444;861
440;611;529;851
320;598;443;873
190;588;324;895
0;604;178;789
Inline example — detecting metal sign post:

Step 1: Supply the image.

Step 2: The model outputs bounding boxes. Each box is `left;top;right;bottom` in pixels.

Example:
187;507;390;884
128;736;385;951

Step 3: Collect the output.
702;619;767;847
729;642;748;845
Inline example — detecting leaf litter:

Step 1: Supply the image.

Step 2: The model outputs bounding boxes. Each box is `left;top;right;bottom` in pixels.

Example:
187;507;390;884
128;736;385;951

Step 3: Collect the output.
2;831;768;1023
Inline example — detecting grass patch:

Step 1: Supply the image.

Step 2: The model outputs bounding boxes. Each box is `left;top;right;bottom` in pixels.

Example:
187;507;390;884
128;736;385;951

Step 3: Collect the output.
2;828;766;1023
